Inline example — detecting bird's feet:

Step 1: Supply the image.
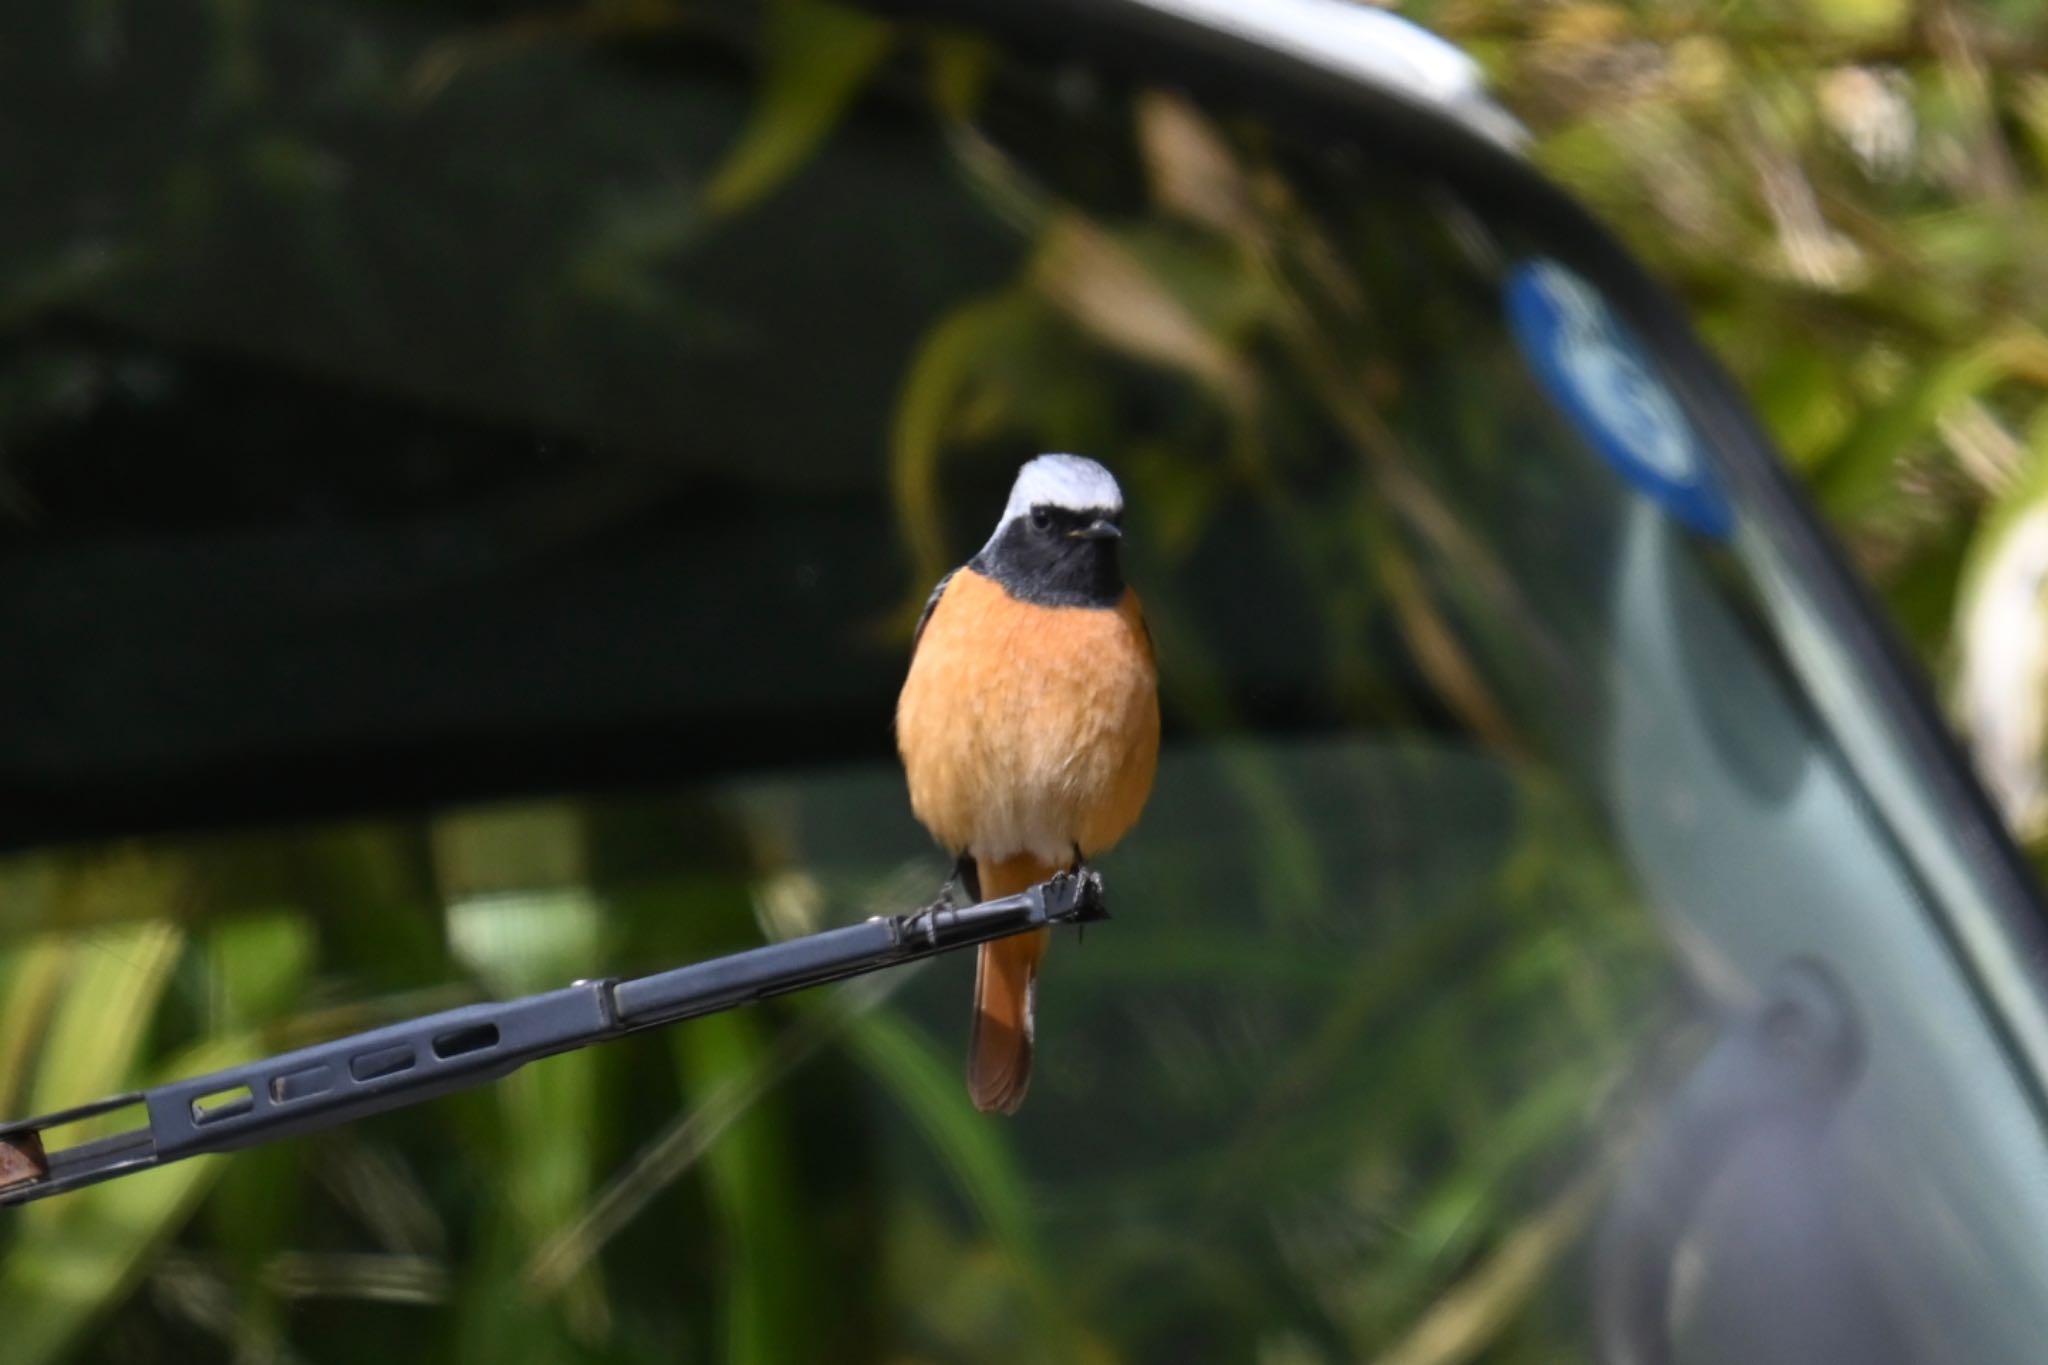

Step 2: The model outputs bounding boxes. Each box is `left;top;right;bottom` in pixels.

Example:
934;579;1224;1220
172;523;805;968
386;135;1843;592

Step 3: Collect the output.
1058;846;1107;939
938;853;982;910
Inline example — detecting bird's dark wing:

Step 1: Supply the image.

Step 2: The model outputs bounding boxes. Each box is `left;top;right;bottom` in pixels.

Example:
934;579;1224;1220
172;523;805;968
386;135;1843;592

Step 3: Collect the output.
910;568;958;658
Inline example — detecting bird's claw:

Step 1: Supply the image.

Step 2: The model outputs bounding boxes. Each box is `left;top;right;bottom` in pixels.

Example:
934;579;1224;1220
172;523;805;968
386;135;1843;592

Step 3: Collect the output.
1042;866;1108;931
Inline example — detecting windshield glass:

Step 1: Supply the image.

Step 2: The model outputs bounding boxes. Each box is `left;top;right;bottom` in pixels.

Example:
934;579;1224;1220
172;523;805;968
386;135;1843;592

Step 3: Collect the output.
4;1;2046;1361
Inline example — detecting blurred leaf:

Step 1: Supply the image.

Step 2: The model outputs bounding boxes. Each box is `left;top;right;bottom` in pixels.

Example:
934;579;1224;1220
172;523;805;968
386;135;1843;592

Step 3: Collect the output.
1367;1168;1605;1365
432;802;589;908
1814;329;2048;518
1749;344;1853;468
27;920;184;1119
0;1025;254;1365
197;912;319;1319
1028;213;1259;416
0;937;70;1114
449;883;611;1339
0;242;136;330
445;888;604;996
927;30;994;121
1793;0;1909;36
888;289;1043;588
1138;91;1259;239
848;1010;1039;1265
676;1012;818;1365
207;912;315;1033
703;0;893;217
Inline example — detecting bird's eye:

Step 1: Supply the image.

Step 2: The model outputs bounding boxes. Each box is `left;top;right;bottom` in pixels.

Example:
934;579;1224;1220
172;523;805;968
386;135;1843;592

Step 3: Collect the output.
1030;508;1052;532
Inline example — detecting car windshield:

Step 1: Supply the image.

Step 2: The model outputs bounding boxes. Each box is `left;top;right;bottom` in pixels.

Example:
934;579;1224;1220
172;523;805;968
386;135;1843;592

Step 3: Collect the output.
4;0;2046;1360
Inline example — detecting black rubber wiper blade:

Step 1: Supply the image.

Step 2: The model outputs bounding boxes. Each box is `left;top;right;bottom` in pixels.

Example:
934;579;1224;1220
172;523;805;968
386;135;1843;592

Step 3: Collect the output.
0;871;1107;1206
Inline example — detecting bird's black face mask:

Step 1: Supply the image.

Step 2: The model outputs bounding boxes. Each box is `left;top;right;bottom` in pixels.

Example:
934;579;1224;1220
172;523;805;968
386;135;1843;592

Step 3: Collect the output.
972;504;1125;608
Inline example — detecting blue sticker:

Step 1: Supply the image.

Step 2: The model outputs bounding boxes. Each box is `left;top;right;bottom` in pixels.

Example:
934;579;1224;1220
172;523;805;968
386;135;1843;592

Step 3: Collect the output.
1506;260;1733;539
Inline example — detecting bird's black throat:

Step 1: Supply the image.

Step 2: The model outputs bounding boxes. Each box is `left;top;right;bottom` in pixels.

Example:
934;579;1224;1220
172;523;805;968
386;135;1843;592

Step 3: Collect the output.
971;507;1125;609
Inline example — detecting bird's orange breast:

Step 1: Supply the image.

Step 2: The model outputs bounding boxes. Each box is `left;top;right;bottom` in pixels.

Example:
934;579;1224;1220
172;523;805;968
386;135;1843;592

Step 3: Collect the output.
896;568;1159;864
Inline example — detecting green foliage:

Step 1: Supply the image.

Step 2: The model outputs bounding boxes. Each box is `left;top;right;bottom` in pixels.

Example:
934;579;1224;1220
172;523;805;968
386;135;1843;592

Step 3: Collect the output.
1430;2;2048;686
705;0;895;217
2;0;2037;1361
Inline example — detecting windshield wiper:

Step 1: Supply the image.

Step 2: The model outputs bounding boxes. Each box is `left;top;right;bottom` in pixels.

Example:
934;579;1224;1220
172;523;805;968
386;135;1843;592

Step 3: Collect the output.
0;871;1107;1206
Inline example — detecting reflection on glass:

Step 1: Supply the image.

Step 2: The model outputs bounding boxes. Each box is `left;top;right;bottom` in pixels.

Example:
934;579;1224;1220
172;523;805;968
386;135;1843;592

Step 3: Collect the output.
2;1;2044;1362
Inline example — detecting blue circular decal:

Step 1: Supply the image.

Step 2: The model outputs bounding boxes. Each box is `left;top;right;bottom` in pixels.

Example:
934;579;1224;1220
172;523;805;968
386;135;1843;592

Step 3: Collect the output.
1506;260;1733;539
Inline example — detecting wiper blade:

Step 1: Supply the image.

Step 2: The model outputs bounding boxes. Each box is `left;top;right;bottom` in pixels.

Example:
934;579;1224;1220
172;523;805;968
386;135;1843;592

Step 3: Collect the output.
0;871;1107;1206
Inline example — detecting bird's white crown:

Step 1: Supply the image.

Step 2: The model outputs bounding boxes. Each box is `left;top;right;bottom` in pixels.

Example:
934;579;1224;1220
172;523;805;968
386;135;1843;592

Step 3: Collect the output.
998;454;1123;525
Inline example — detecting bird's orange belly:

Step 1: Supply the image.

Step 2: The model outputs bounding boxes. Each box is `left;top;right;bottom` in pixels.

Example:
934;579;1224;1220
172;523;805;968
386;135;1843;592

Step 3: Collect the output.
896;570;1159;864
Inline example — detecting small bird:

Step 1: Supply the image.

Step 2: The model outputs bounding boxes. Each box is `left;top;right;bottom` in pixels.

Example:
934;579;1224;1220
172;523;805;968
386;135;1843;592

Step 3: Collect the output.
896;454;1160;1114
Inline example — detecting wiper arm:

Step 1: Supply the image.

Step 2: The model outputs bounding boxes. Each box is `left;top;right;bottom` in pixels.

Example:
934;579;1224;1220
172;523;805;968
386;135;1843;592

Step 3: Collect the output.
0;871;1108;1207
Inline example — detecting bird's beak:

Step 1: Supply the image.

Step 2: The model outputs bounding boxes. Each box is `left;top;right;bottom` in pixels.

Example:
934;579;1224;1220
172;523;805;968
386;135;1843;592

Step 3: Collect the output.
1071;518;1122;541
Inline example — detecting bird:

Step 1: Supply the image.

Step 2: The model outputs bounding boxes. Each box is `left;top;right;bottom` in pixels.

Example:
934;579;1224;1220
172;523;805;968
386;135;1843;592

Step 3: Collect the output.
896;453;1160;1114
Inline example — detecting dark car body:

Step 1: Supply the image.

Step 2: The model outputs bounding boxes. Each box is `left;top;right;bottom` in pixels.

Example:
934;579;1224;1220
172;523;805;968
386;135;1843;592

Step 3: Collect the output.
2;1;2045;1361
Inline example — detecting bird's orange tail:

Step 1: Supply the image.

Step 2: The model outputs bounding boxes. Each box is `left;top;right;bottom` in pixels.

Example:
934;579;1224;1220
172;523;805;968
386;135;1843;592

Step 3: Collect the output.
968;853;1058;1115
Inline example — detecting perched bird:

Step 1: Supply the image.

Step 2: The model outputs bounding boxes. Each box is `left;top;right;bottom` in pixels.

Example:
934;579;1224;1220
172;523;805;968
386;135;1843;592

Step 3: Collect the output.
896;454;1161;1114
